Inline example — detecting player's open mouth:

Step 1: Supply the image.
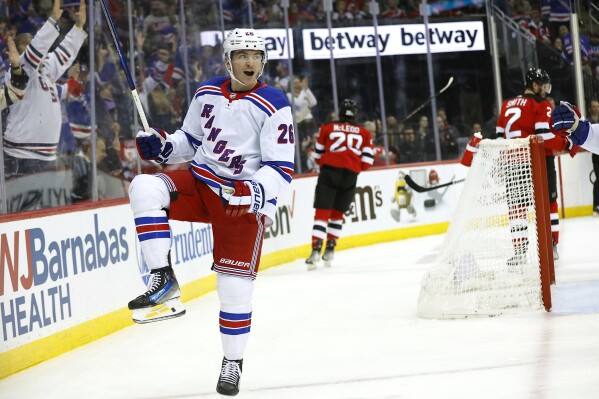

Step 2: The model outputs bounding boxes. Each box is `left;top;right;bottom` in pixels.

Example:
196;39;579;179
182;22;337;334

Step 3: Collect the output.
244;71;254;77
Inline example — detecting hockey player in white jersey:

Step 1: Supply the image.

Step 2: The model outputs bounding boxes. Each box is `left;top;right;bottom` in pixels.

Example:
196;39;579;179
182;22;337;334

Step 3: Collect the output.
0;36;28;110
552;101;599;155
3;0;87;177
127;29;294;396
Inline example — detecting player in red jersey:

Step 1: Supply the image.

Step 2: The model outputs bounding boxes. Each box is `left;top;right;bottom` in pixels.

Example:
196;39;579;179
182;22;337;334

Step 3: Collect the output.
496;67;575;262
305;99;374;270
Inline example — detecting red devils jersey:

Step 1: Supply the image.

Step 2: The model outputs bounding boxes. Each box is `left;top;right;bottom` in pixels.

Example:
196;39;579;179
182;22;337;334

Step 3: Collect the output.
314;121;374;173
496;93;568;155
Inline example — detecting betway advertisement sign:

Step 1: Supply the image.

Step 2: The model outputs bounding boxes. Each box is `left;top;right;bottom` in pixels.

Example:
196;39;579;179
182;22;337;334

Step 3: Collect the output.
201;21;484;61
200;29;295;60
303;21;485;59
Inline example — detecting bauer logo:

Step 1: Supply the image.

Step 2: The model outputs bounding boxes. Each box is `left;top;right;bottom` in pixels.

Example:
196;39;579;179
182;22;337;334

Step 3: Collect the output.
0;214;129;342
346;186;383;223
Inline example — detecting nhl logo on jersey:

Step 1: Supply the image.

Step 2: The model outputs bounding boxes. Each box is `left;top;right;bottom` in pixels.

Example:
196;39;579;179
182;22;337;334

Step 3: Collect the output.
230;93;237;99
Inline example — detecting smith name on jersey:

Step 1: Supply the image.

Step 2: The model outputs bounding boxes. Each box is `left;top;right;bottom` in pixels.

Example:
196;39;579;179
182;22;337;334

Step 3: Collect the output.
161;76;295;223
496;93;570;155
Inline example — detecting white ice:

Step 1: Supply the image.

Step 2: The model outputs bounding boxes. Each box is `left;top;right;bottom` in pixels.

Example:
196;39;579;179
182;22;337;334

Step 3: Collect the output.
1;217;599;399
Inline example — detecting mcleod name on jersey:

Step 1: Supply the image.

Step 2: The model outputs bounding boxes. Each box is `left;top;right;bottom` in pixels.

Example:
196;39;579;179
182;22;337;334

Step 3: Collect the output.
162;76;295;223
315;122;374;172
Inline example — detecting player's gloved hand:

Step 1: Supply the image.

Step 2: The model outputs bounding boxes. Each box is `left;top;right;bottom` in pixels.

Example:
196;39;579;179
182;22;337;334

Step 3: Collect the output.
565;136;579;158
460;132;483;167
9;68;28;90
551;101;591;146
220;181;265;217
135;128;172;163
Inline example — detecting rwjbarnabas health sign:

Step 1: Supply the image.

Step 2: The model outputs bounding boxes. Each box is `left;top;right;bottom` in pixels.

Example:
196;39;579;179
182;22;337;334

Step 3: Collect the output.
200;21;485;61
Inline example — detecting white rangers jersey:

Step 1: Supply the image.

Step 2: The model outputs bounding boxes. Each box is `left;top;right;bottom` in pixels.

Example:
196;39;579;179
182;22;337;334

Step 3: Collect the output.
582;123;599;155
164;76;295;221
3;21;87;160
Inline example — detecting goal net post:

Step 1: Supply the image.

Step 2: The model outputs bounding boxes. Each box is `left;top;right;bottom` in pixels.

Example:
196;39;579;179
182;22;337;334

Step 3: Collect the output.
417;136;554;319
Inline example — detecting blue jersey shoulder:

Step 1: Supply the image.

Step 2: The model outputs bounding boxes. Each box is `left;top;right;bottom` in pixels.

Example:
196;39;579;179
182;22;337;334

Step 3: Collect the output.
255;84;290;111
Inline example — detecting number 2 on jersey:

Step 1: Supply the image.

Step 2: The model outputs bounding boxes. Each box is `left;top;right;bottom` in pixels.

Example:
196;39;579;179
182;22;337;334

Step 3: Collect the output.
504;108;522;137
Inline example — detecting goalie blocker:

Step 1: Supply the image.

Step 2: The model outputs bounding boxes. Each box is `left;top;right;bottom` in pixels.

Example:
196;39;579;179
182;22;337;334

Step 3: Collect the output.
417;137;555;318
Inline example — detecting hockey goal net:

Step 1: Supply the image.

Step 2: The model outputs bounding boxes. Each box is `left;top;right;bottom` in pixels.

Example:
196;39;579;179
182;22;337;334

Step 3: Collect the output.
417;137;554;318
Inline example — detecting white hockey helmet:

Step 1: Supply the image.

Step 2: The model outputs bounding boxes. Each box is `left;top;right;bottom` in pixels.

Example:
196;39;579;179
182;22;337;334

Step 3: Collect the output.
223;28;267;84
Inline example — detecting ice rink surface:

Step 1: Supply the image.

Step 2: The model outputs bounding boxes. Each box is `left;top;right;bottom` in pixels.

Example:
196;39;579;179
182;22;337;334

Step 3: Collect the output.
1;217;599;399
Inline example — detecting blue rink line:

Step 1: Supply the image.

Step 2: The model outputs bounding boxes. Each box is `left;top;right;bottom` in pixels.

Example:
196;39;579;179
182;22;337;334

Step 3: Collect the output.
551;280;599;314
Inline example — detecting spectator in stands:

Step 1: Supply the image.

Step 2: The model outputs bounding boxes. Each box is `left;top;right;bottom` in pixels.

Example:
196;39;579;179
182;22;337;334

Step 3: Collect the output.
313;1;327;22
288;75;318;143
511;0;532;30
71;136;107;203
527;7;551;44
4;0;87;182
274;60;290;91
437;107;450;124
437;116;459;159
398;126;420;164
589;33;599;77
354;3;372;20
365;119;397;166
268;0;284;22
0;36;28;110
588;101;599;215
562;25;591;65
386;115;403;151
381;0;405;19
302;131;320;173
540;0;551;24
332;0;354;22
548;0;571;41
143;0;174;36
58;62;89;157
549;36;569;68
416;115;435;161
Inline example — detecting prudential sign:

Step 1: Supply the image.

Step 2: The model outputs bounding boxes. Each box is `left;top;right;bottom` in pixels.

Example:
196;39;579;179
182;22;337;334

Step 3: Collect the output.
302;21;485;60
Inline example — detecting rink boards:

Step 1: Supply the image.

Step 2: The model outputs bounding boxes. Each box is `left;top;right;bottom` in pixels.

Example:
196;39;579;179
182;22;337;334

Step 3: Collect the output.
0;154;593;378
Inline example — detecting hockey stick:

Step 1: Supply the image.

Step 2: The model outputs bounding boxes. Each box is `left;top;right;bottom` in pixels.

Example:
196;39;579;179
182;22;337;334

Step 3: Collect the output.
99;0;155;138
404;174;465;193
398;76;454;126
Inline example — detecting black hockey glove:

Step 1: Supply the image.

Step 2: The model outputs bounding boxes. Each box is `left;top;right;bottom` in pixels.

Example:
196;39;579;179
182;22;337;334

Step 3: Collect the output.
10;68;29;91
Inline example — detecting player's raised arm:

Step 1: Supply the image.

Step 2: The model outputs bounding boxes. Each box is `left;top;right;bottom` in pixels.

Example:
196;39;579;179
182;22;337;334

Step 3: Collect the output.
2;37;29;110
